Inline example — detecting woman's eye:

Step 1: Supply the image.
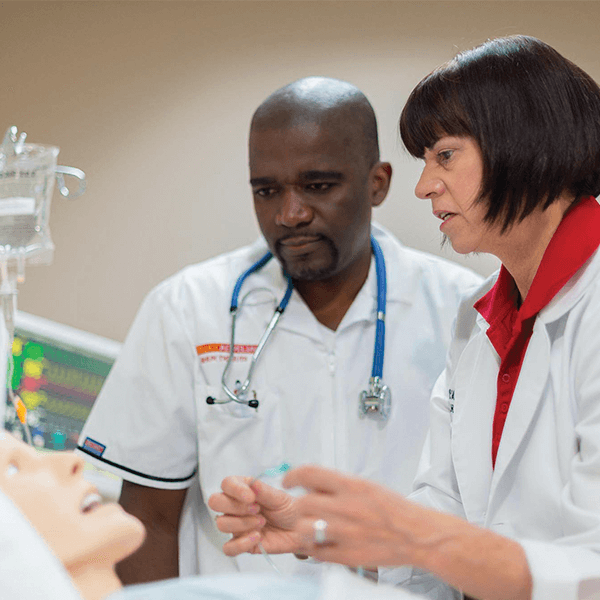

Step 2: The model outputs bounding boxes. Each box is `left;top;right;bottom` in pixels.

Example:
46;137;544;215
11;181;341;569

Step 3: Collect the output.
437;150;454;163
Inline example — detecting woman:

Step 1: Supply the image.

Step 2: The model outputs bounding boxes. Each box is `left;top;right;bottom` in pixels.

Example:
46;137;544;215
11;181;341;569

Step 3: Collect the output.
209;35;600;600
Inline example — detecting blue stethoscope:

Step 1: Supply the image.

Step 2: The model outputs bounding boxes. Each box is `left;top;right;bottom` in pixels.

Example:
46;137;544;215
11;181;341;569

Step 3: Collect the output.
206;234;391;420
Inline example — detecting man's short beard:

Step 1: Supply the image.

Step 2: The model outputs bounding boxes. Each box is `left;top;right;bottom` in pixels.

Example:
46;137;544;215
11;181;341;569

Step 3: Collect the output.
275;236;339;281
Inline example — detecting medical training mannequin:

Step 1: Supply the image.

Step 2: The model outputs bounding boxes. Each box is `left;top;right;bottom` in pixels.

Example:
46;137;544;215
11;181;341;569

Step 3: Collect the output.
0;433;430;600
210;36;600;600
0;473;81;600
0;433;145;600
0;434;317;600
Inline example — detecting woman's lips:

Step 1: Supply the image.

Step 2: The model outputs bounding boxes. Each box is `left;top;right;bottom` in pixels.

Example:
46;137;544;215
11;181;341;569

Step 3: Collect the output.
434;211;457;230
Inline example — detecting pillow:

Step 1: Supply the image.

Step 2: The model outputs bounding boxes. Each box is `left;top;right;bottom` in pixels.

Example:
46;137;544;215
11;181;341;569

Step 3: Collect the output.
0;488;82;600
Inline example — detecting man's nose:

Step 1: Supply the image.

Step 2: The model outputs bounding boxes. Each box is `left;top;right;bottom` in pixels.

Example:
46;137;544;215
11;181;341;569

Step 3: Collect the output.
415;165;444;200
275;187;313;227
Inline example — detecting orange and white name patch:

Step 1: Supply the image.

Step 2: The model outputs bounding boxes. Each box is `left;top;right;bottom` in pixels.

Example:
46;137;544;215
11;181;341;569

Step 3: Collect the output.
196;343;258;363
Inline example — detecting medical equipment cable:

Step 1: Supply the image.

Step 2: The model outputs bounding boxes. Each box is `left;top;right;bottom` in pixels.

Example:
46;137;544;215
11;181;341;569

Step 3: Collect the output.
1;287;33;446
0;129;33;445
249;462;292;575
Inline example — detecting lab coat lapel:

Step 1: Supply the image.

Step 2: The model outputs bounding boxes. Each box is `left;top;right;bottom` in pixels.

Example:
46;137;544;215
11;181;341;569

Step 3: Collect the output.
489;320;551;499
451;317;496;524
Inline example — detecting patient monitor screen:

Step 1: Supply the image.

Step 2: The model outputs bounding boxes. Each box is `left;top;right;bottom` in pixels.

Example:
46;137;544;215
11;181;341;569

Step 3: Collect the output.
3;312;119;451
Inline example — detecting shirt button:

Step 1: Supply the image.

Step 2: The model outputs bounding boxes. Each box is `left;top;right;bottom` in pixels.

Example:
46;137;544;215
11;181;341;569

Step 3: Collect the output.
501;403;509;413
501;373;510;383
328;355;335;374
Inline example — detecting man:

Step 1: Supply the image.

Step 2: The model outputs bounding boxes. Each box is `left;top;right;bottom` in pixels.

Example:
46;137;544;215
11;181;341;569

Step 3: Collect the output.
77;77;482;584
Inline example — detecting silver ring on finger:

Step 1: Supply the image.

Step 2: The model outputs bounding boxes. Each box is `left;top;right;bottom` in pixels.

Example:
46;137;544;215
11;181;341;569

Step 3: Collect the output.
313;519;328;545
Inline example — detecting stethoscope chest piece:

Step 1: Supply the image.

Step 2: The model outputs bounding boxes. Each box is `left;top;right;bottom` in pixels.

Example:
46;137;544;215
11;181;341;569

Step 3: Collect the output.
359;376;391;421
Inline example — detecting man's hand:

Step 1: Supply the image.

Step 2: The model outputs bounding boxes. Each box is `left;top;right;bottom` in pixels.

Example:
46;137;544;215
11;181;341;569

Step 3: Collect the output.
208;475;302;556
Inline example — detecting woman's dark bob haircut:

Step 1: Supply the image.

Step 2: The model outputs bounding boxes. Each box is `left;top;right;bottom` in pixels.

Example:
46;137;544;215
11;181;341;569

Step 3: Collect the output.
400;35;600;230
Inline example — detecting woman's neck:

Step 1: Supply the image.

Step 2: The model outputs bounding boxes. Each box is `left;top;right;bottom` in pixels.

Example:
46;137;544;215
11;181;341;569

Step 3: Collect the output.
493;197;572;302
69;564;122;600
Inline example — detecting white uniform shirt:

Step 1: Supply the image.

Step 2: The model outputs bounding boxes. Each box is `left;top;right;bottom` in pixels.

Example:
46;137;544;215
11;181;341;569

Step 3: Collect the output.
77;224;482;577
385;246;600;600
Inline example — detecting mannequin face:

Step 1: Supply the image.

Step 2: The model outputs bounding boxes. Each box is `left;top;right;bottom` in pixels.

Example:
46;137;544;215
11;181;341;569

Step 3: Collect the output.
0;433;145;573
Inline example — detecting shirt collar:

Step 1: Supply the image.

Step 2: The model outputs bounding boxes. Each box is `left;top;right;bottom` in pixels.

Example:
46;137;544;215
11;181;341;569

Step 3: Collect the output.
255;223;413;337
475;196;600;326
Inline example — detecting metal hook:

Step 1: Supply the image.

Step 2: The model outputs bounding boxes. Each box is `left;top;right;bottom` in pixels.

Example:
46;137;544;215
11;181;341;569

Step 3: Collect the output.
55;165;86;199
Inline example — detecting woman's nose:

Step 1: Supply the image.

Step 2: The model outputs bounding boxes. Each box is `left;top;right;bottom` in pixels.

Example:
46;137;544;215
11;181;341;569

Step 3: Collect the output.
415;166;444;200
275;188;313;228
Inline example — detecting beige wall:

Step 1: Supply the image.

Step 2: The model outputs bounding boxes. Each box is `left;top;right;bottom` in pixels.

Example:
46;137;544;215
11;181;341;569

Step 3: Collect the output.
1;1;599;341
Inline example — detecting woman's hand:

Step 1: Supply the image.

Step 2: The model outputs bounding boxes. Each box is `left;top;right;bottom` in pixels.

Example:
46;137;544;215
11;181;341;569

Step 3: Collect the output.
283;465;426;569
284;466;532;600
208;476;303;556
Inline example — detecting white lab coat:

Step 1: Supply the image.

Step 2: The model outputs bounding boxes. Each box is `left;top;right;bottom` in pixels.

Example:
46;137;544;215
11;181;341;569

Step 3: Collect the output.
385;247;600;599
78;223;482;578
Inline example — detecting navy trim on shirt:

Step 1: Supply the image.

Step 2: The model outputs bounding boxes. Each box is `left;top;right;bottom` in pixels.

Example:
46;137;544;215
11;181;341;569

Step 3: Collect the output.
77;446;197;483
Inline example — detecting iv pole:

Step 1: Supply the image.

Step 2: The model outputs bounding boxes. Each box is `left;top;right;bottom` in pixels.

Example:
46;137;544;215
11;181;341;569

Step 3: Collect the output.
0;126;85;444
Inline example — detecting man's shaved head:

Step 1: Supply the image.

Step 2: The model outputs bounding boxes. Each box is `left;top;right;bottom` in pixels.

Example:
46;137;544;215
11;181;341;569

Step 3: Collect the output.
249;77;391;289
251;77;380;168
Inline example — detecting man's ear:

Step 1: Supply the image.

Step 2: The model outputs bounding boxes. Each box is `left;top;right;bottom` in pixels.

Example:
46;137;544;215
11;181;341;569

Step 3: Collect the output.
370;162;392;207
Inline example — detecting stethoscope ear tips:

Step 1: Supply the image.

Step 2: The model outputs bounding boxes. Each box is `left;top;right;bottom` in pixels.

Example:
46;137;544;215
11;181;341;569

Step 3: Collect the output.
206;396;216;405
248;399;259;409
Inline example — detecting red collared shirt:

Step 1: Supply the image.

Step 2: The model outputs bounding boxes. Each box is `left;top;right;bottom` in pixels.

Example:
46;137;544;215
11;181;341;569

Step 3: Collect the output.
474;196;600;467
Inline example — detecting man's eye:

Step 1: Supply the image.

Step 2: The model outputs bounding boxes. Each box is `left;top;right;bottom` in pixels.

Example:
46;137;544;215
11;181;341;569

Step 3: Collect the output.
307;183;333;192
254;187;277;198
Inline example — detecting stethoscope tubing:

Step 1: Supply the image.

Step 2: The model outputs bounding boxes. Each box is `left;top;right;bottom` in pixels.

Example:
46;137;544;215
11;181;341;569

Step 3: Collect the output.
214;234;386;409
221;252;293;404
370;236;386;380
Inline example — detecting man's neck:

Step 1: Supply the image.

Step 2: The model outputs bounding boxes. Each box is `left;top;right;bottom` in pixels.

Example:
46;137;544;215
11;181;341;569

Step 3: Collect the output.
293;249;372;331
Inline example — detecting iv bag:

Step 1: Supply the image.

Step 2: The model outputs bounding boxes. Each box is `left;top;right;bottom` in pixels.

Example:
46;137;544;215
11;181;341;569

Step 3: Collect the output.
0;128;85;269
0;143;57;264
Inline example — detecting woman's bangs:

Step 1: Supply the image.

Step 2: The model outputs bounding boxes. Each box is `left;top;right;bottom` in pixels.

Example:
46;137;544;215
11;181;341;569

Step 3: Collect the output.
400;72;471;158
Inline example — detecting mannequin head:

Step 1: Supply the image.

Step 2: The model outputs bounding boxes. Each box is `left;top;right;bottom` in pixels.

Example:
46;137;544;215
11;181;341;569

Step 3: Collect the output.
0;432;145;600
